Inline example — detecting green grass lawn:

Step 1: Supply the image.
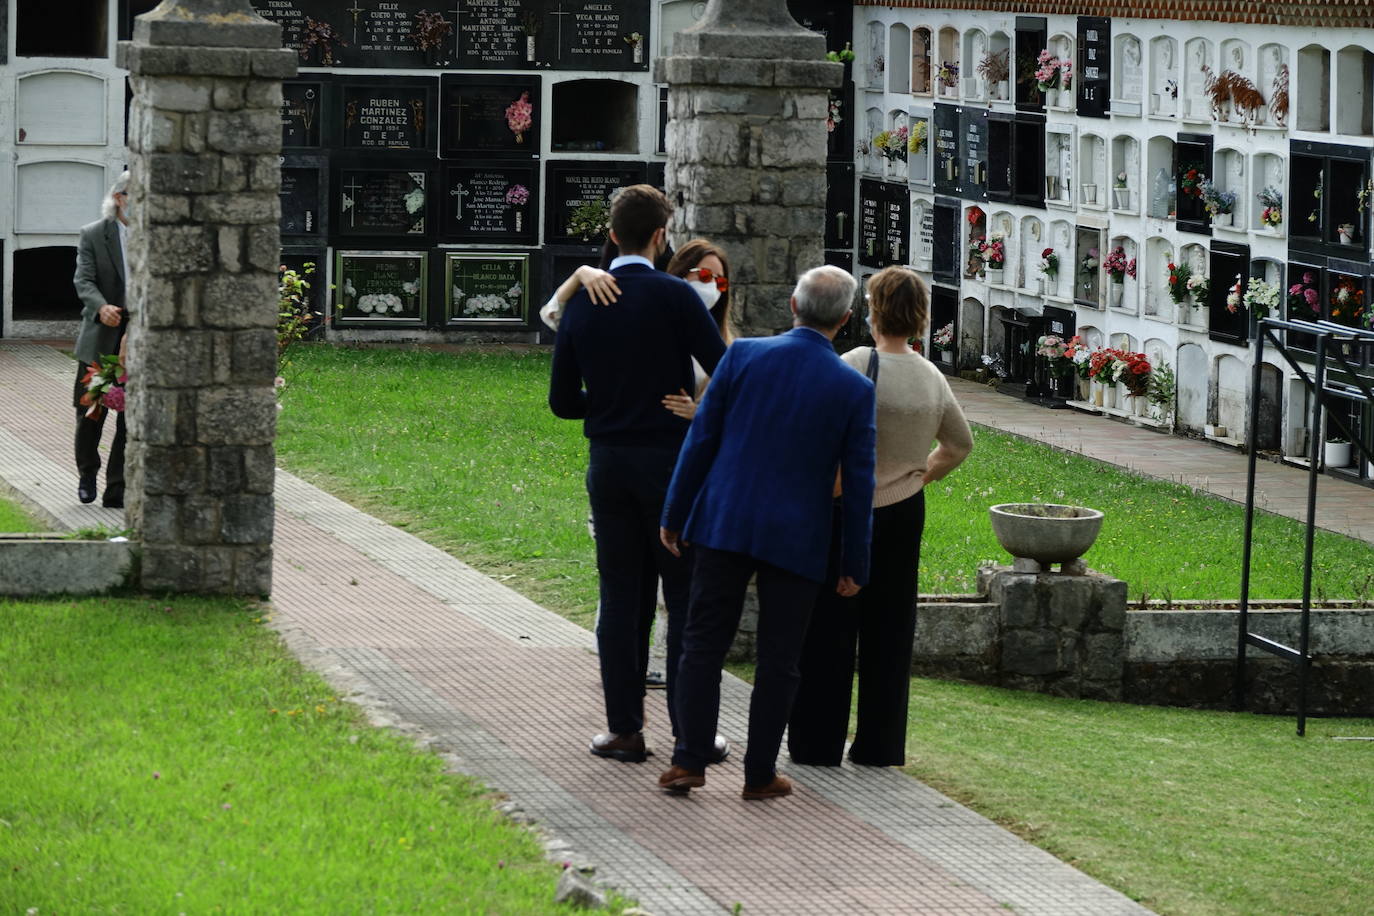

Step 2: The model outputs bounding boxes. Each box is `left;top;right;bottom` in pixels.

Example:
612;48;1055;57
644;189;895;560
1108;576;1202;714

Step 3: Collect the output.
277;346;1374;626
905;677;1374;916
0;494;42;532
0;596;575;913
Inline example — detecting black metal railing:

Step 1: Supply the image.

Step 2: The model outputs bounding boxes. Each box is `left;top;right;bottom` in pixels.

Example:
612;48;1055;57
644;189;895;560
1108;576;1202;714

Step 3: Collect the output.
1237;317;1374;736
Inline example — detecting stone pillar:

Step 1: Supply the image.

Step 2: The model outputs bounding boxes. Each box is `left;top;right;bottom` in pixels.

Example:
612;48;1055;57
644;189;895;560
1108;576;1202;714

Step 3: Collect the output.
118;1;296;595
657;0;841;336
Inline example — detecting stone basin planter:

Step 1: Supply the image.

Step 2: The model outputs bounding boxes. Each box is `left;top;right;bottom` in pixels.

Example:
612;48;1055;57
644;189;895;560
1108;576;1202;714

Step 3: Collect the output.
988;503;1104;574
0;533;135;596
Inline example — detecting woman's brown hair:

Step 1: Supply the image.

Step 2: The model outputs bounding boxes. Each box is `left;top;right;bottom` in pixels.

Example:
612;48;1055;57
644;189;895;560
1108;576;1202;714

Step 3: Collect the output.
865;266;928;340
666;238;734;344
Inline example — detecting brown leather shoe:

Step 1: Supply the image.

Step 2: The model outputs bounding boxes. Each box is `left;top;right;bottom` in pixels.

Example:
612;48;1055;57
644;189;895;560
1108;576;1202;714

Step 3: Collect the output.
589;732;649;763
658;765;706;793
741;775;793;800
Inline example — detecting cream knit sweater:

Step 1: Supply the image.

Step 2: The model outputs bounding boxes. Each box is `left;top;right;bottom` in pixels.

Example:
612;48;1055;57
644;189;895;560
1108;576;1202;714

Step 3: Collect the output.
841;347;974;507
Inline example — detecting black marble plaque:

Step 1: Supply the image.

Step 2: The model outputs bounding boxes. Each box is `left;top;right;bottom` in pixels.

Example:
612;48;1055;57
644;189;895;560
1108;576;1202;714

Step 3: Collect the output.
282;80;324;148
281;248;328;335
826;161;855;250
441;162;539;243
334;250;428;326
1076;17;1111;119
335;166;431;239
338;79;436;152
883;183;911;266
542;0;650;72
446;252;530;323
545;161;645;244
441;74;541;159
933;104;960;197
858;179;883;269
456;0;535;68
252;1;457;69
961;107;988;201
280;160;326;237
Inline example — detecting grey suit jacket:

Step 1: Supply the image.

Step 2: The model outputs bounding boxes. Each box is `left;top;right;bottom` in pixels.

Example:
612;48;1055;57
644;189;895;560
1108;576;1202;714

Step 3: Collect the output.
72;217;126;366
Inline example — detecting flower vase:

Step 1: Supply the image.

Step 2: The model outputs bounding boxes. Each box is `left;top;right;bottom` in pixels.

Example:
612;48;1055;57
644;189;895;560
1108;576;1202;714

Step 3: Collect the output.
633;44;643;64
1214;211;1232;228
987;266;1004;286
997;80;1010;100
1091;381;1104;406
1338;225;1357;246
1077;376;1091;401
1103;384;1118;410
1177;302;1191;325
939;349;953;365
1037;278;1046;296
1059;87;1073;108
1113;187;1130;209
1325;440;1351;468
1109;280;1124;308
1082;184;1098;205
1045;175;1060;199
515;211;523;233
1131;395;1146;417
526;35;537;61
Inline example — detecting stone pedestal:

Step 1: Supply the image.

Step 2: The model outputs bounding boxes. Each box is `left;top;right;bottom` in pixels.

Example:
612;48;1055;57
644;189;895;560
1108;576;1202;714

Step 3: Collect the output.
118;0;296;595
979;565;1127;700
656;0;842;336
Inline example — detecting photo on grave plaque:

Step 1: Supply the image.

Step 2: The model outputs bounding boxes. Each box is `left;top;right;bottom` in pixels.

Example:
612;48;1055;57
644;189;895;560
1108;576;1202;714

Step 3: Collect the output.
280;158;327;238
445;252;530;324
440;74;541;159
539;0;651;72
441;162;539;244
335;166;431;239
338;79;436;152
545;162;645;245
333;250;428;327
281;80;324;148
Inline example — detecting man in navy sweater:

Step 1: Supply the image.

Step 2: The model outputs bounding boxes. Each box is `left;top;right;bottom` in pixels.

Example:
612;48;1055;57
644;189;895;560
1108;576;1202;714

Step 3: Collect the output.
549;185;727;764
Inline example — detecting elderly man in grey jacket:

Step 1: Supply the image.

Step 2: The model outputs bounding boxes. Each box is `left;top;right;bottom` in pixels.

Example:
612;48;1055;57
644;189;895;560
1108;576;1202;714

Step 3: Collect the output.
71;171;130;508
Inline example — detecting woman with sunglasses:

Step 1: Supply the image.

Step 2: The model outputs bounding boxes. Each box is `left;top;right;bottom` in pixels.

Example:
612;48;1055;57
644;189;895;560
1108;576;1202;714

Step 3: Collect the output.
660;239;734;420
788;265;973;769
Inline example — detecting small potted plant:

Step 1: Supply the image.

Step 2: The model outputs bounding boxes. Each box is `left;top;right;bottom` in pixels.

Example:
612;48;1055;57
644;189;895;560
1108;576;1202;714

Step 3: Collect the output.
976;49;1010;100
981;236;1007;284
1200;180;1237;227
936;61;960;96
1325;434;1352;469
1113;171;1131;210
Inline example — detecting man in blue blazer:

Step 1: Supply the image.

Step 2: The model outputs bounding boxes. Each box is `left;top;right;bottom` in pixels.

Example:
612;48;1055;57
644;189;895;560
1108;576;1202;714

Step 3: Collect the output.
657;265;876;800
550;185;727;765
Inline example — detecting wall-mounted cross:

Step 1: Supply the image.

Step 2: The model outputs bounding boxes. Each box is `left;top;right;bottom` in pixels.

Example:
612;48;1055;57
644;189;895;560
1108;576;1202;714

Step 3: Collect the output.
347;1;365;43
547;3;573;60
343;174;364;227
448;95;471;140
451;182;471;220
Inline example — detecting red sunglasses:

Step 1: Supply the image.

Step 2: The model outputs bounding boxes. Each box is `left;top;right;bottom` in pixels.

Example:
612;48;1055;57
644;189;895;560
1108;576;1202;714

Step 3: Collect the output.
687;267;729;292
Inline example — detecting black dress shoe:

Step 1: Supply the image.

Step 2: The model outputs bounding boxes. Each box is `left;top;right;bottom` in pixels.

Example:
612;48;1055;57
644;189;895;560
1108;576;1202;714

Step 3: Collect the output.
102;493;124;509
78;477;97;504
589;732;649;763
709;734;730;764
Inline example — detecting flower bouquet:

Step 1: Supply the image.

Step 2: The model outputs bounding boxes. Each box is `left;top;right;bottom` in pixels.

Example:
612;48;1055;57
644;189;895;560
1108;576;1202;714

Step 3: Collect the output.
357;292;405;315
1287;271;1320;317
567;199;610;241
979;236;1006;269
1065;336;1093;381
1258;185;1283;228
1036;334;1072;378
1225;274;1245;314
1103;246;1130;283
933;321;955;351
936;61;960;91
506;91;533;144
1088;347;1122;386
1199;180;1237;224
874;126;910;163
1178;163;1206;200
1120;350;1152;398
1039;247;1059;278
79;353;127;420
1034;50;1062;92
826;96;843;134
1166;261;1192;304
1244;277;1280;318
1330;275;1366;325
908;120;929;155
1187;274;1210;308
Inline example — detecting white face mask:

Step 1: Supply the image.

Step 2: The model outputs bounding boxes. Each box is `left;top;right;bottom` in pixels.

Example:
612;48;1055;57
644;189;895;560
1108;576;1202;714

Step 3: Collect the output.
688;278;721;309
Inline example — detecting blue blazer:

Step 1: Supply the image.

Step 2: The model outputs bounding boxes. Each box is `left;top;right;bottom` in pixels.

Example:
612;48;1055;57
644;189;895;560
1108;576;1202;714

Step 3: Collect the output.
661;327;877;585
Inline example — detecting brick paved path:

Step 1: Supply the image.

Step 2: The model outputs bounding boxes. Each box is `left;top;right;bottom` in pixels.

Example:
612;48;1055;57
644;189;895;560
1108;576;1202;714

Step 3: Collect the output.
3;339;1267;915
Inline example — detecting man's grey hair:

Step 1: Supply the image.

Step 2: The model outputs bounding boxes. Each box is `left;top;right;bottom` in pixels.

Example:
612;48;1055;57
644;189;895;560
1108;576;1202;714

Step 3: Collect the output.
793;265;857;329
100;171;130;221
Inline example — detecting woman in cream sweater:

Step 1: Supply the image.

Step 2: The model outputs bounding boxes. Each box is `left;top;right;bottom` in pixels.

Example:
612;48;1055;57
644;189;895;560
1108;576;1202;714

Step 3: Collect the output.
788;265;974;767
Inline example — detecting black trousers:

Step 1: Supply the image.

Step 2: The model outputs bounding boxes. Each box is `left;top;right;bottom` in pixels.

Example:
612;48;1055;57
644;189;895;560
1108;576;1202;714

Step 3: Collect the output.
789;490;925;767
73;364;126;499
673;546;820;786
586;442;691;737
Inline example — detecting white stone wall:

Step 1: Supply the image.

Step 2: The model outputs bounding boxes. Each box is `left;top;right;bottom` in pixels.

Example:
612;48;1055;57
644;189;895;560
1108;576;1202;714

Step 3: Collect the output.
852;5;1374;456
